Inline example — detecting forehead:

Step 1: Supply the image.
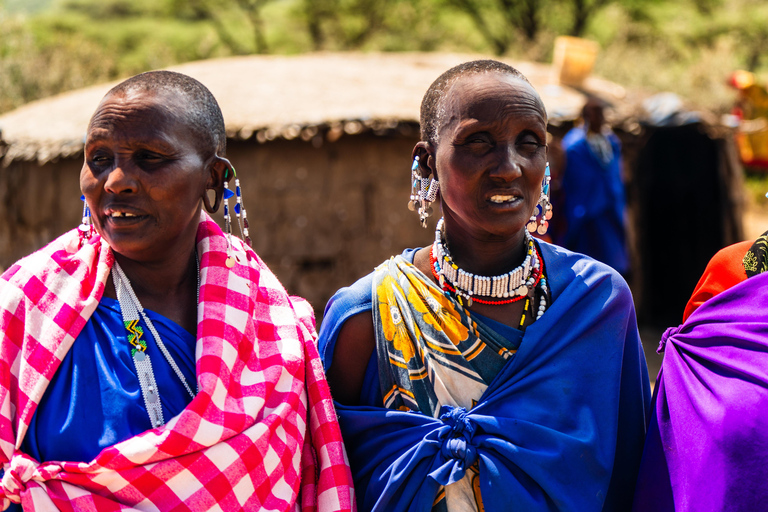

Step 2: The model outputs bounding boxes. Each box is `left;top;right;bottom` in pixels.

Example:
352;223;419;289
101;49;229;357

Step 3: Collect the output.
87;89;190;141
439;72;546;129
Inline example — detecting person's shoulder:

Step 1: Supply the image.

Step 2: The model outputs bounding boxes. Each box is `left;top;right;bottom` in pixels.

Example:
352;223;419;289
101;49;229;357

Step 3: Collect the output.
562;127;586;148
539;241;630;297
325;272;376;319
540;240;623;276
606;129;621;145
318;248;419;367
710;240;752;270
323;248;419;322
682;240;752;321
317;268;375;370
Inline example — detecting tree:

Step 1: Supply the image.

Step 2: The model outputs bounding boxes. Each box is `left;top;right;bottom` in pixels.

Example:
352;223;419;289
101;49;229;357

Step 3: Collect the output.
297;0;399;51
181;0;274;54
446;0;542;55
568;0;611;36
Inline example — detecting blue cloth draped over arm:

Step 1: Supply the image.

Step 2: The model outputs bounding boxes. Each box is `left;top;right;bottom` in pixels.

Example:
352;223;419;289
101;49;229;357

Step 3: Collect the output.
318;243;650;512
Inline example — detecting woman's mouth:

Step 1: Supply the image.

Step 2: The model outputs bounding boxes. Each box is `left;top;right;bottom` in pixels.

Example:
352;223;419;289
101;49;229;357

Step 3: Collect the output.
104;208;149;226
489;194;522;204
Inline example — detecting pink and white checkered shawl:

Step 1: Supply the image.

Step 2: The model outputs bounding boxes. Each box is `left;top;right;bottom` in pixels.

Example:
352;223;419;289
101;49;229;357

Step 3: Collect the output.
0;213;355;511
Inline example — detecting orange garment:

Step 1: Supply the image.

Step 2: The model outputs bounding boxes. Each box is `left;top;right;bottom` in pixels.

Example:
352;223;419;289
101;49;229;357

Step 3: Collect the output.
682;240;752;322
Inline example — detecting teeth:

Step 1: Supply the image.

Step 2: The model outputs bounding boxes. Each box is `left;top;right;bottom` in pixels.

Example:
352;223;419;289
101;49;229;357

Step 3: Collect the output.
490;195;517;203
110;212;137;218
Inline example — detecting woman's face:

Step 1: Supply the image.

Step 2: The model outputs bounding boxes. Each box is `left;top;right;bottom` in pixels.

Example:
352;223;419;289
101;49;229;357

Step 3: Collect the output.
80;90;213;263
431;72;548;242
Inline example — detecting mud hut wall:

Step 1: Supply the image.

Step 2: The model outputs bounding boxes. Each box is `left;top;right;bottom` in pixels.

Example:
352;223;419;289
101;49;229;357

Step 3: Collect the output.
221;133;431;317
0;158;83;272
0;134;431;317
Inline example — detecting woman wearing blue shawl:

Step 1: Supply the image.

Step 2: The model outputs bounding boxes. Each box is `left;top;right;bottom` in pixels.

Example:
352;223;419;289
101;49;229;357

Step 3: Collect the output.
318;60;651;512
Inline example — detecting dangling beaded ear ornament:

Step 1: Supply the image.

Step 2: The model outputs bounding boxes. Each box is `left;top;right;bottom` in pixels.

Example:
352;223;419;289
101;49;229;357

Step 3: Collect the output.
408;156;421;213
409;154;440;229
222;170;237;268
79;195;94;244
419;176;439;228
222;166;252;268
231;167;252;248
527;162;552;235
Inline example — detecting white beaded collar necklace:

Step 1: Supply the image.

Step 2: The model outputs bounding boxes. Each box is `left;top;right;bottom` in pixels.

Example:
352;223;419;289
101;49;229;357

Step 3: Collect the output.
431;217;541;308
112;258;197;428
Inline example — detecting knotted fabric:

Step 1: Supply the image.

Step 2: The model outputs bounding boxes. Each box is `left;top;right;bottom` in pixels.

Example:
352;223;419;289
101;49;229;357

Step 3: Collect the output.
0;212;354;511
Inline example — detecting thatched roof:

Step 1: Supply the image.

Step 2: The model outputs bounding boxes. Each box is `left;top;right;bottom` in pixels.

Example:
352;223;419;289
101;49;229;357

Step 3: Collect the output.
0;52;637;164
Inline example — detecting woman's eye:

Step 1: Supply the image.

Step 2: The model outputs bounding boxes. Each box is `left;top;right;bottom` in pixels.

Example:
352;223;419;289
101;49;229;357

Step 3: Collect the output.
517;138;544;152
464;133;493;146
136;152;165;165
88;153;112;167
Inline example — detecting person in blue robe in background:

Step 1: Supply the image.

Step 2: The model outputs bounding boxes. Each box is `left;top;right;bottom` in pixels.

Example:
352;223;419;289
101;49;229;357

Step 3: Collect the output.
558;98;629;277
318;60;651;512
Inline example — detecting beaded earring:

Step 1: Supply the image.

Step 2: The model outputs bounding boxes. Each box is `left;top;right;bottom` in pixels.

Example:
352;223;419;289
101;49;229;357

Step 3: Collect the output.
222;166;252;268
79;195;94;242
407;156;439;228
231;169;252;248
527;162;553;235
408;156;422;213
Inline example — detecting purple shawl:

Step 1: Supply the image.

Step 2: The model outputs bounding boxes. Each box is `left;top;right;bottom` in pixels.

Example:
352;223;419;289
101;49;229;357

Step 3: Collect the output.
633;271;768;511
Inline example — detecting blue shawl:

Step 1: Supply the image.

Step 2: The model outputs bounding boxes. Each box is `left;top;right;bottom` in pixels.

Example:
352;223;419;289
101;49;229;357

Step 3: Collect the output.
318;243;650;511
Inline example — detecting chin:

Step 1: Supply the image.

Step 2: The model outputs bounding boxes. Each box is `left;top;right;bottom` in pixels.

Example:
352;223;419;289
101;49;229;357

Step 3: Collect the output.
101;235;154;262
483;212;529;235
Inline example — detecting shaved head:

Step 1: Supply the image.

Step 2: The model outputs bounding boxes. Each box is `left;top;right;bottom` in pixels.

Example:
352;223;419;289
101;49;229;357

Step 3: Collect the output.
420;60;544;146
105;70;226;157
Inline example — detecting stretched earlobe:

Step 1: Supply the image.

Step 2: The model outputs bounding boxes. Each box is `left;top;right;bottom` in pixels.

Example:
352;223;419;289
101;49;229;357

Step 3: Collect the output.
203;156;230;214
203;188;222;213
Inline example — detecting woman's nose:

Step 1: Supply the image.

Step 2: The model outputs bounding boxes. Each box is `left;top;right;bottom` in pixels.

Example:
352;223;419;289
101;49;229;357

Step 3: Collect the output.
490;145;523;179
104;160;138;194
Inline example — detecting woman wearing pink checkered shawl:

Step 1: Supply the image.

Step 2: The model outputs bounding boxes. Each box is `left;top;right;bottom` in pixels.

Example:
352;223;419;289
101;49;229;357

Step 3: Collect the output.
0;71;355;511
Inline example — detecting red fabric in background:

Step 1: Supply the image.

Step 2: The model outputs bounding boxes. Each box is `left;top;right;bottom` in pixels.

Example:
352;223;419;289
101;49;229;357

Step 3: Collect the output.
682;240;752;322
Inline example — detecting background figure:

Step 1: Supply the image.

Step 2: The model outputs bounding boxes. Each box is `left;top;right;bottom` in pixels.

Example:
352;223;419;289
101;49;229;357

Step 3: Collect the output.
558;98;629;276
728;70;768;171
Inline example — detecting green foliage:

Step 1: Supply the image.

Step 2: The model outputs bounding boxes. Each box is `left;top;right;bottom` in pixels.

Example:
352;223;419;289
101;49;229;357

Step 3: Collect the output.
3;0;53;13
1;0;768;115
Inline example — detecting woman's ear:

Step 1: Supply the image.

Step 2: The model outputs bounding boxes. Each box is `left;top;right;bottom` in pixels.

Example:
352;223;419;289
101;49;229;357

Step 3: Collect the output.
412;142;435;179
203;156;231;213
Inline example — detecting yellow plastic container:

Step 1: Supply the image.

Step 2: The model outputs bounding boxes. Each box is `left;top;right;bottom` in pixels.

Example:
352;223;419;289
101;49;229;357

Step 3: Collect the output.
553;36;599;87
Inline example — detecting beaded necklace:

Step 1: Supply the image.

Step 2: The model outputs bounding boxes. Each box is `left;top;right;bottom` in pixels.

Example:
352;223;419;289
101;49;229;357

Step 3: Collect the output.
112;258;197;428
431;218;549;319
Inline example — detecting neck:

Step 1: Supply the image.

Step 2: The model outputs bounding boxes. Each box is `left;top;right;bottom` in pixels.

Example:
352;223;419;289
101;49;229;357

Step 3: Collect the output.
440;215;530;277
113;246;198;300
